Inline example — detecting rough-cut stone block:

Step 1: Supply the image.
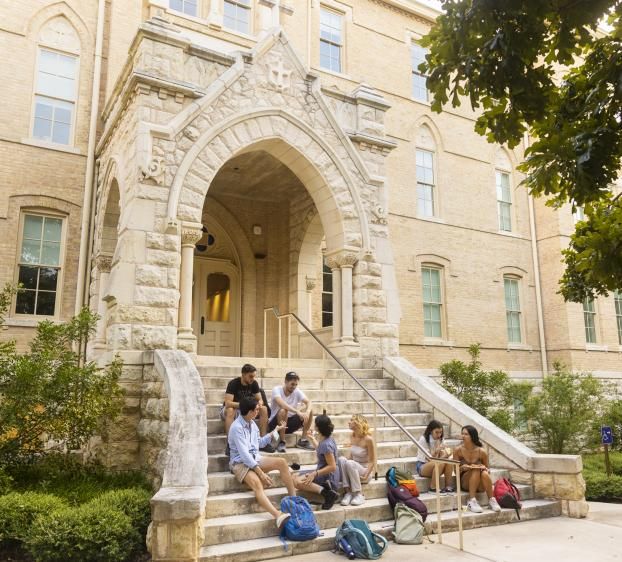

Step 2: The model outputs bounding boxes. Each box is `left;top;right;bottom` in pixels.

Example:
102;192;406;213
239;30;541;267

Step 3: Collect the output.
554;472;586;500
132;325;177;349
135;286;179;308
136;264;171;288
562;499;589;518
534;473;555;497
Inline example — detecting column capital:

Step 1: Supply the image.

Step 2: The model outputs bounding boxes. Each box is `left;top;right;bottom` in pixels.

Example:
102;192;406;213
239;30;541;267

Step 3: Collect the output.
95;253;113;273
324;248;360;269
181;223;203;247
305;276;317;291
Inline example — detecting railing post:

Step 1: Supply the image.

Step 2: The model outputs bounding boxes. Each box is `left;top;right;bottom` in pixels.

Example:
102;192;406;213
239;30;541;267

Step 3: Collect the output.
287;315;292;369
435;460;442;543
278;315;282;365
456;464;463;550
263;308;268;358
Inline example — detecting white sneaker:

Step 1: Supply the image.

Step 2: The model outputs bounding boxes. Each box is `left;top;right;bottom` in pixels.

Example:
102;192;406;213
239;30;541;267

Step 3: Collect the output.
467;498;483;513
350;493;365;506
341;492;353;506
276;512;291;528
488;497;501;512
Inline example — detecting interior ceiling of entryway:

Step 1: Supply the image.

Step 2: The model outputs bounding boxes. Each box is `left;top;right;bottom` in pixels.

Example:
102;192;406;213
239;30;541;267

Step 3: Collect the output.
207;150;309;202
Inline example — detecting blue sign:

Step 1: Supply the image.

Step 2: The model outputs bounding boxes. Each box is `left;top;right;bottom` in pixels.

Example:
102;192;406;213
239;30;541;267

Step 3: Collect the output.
601;426;613;445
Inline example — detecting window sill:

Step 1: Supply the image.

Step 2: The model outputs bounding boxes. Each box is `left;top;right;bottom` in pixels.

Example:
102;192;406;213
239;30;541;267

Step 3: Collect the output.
410;96;431;107
506;343;532;352
21;138;81;155
4;316;64;328
585;343;608;352
416;215;445;224
316;67;353;81
497;230;525;240
423;338;454;347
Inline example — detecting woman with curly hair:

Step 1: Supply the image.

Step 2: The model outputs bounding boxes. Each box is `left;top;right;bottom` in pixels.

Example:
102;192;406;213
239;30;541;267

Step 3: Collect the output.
338;414;376;506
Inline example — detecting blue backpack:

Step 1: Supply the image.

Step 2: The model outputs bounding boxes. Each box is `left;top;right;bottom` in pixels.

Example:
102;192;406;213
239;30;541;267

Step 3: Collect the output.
335;519;388;559
279;496;320;545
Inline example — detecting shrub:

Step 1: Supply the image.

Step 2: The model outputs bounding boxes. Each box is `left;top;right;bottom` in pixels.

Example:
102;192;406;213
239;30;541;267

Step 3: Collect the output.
0;492;67;544
524;363;604;454
584;472;622;501
96;488;152;540
0;467;13;495
0;292;124;465
25;501;140;562
439;343;533;432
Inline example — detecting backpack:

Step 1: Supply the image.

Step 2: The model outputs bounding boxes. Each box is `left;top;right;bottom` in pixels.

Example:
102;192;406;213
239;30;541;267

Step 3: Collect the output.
335;519;388;560
385;466;419;496
279;496;320;543
493;478;522;519
393;503;425;545
386;484;428;521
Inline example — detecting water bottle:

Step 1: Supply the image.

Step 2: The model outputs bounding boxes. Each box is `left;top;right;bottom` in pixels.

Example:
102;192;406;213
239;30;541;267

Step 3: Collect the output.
339;537;356;560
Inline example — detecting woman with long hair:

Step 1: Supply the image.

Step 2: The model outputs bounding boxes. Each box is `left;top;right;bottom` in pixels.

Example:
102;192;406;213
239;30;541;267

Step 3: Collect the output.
415;419;454;493
293;414;340;510
453;425;500;513
338;414;376;506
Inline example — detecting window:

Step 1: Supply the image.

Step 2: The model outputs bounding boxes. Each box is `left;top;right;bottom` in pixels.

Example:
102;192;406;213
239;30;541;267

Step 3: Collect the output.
583;297;597;344
206;273;230;322
32;49;78;145
416;149;435;217
170;0;198;16
504;277;522;343
224;0;251;34
573;206;585;224
422;267;442;338
322;259;333;327
496;170;512;232
411;43;429;101
320;8;342;73
15;214;64;316
615;291;622;345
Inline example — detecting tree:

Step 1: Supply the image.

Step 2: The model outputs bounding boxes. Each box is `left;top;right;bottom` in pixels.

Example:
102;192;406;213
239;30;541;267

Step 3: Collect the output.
439;344;533;432
421;1;622;301
0;285;124;466
523;363;603;454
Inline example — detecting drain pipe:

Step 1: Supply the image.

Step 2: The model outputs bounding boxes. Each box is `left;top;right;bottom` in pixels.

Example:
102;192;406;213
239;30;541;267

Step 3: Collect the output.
75;0;106;314
525;133;548;376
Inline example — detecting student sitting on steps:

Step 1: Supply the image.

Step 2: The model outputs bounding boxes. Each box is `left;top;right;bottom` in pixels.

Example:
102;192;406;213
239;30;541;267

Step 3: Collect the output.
221;363;274;455
228;396;297;529
268;371;314;453
453;425;501;513
415;419;455;493
293;414;340;510
339;414;376;506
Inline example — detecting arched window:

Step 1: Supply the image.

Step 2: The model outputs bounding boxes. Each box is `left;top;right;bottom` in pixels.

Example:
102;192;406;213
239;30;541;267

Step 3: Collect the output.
32;17;80;146
421;265;443;338
503;276;522;343
495;151;513;232
415;125;438;218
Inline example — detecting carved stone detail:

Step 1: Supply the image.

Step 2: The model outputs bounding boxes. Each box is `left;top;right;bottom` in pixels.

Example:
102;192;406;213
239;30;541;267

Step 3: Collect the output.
305;276;317;291
264;53;293;93
371;205;388;225
325;250;359;269
95;254;113;273
183;126;199;141
39;17;80;54
181;228;202;246
139;157;166;185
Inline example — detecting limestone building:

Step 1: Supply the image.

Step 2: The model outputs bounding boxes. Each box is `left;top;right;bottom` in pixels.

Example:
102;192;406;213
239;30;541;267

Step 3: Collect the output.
1;0;621;382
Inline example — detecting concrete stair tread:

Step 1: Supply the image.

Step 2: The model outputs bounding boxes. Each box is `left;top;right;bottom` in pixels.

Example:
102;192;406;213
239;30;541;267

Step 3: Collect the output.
199;499;561;562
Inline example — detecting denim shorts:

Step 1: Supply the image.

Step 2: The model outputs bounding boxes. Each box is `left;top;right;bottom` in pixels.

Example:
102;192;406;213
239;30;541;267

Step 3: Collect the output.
416;460;426;476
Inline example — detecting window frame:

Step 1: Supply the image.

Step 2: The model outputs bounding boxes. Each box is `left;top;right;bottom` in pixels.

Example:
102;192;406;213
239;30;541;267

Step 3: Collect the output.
169;0;199;17
421;265;444;339
319;6;344;74
223;0;252;35
321;257;333;328
411;42;429;102
615;291;622;345
582;297;597;344
503;276;522;344
30;47;80;147
416;148;436;218
13;211;67;319
496;169;513;232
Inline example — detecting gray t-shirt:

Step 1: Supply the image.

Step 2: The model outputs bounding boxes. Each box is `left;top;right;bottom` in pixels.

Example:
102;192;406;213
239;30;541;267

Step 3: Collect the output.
316;437;340;490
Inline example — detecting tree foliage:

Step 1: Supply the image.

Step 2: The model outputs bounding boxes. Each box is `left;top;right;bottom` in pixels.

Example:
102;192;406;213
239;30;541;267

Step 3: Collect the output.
439;344;532;432
0;284;123;466
421;1;622;301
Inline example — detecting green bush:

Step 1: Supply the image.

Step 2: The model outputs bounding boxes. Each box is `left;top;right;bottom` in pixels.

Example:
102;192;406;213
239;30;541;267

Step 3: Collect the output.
96;488;152;539
0;468;13;495
439;343;533;432
25;501;140;562
0;492;68;544
584;472;622;501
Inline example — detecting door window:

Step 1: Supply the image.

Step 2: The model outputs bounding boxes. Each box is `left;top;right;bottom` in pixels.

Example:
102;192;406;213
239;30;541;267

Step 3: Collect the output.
206;273;230;322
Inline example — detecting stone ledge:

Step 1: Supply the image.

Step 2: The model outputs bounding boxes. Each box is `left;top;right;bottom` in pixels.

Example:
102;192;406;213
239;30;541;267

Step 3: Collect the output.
151;486;207;521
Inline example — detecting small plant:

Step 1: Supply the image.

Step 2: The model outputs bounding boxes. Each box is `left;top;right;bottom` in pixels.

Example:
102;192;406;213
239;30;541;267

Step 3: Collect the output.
523;363;604;454
0;282;124;466
439;344;532;432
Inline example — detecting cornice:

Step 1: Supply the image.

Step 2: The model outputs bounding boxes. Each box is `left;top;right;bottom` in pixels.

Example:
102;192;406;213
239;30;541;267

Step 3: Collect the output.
368;0;439;25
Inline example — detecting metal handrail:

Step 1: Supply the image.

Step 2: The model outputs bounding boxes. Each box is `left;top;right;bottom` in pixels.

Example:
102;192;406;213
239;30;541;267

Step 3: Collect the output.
263;307;464;549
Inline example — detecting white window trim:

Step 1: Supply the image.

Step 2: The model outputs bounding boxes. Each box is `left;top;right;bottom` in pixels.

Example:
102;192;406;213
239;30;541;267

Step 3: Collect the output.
319;5;346;75
415;148;438;219
30;46;80;148
495;168;513;233
168;0;200;18
12;210;67;319
503;275;524;345
615;291;622;345
410;42;429;103
582;297;599;345
421;264;447;342
223;0;253;36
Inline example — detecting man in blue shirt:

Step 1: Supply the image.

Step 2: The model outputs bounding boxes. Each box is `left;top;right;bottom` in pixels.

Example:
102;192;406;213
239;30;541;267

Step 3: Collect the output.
229;396;297;528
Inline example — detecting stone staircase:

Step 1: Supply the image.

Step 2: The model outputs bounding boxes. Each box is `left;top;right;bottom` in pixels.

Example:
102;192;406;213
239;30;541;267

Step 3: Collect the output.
196;358;561;562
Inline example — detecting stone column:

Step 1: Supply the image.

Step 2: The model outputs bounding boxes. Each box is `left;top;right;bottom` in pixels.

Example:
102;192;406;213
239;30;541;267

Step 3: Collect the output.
93;254;112;351
326;249;359;343
325;255;342;343
177;226;202;352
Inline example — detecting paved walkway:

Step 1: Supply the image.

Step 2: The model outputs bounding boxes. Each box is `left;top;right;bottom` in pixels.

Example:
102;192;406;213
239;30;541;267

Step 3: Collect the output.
282;502;622;562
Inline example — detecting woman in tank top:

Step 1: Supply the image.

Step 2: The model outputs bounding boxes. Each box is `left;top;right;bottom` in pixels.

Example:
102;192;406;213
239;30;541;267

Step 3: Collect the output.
338;414;376;506
453;425;501;513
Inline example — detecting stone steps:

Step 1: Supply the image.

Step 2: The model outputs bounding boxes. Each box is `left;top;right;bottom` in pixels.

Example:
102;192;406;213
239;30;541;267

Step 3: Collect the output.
204;388;407;402
207;411;431;433
197;367;386;380
206;398;419;418
200;376;396;390
199;498;561;560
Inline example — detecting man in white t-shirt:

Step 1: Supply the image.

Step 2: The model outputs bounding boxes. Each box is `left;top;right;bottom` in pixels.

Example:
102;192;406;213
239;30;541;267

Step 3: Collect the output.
268;371;314;453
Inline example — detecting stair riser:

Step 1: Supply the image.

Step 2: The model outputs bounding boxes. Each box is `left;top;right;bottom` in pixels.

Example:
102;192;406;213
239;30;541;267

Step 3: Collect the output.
196;367;384;379
206;484;534;517
207;412;431;433
201;377;395;391
206;399;419;418
204;389;406;402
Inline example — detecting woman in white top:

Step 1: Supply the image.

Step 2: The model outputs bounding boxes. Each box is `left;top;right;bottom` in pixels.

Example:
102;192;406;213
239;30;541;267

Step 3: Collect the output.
416;419;454;493
338;414;376;506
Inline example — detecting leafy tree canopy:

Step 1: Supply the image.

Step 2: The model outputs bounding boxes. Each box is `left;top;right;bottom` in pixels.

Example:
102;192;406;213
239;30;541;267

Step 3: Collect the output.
421;0;622;301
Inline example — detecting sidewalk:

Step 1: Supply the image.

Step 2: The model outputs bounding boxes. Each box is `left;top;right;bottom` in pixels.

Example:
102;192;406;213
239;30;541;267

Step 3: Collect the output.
282;502;622;562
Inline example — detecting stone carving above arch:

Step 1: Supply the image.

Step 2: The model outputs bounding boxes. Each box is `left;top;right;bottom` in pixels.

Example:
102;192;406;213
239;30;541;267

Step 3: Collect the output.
39;16;80;54
263;51;294;94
